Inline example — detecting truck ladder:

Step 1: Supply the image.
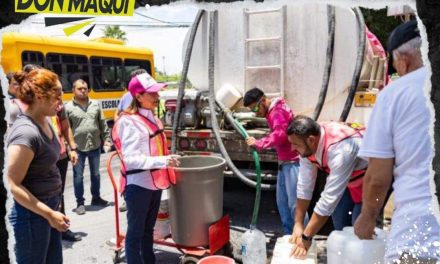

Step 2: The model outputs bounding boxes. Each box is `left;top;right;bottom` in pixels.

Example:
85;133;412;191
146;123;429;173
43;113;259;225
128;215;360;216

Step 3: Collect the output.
243;6;286;98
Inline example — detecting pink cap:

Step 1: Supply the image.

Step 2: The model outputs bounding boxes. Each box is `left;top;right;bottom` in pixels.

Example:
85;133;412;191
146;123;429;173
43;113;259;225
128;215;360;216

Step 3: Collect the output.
128;73;167;97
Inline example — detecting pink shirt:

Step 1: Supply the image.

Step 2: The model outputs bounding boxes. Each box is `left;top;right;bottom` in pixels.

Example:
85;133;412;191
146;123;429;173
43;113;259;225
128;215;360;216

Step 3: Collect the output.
253;98;299;162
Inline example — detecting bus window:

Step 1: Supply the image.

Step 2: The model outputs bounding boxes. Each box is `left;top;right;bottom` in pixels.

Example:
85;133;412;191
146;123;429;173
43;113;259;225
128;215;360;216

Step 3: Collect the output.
91;56;124;91
46;53;90;92
123;59;152;85
21;51;44;67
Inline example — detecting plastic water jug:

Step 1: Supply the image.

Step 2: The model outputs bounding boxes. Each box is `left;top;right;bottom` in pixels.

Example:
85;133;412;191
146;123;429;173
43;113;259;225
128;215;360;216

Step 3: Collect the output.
271;235;317;264
327;226;387;264
241;228;267;264
215;83;242;109
153;191;171;240
153;212;171;240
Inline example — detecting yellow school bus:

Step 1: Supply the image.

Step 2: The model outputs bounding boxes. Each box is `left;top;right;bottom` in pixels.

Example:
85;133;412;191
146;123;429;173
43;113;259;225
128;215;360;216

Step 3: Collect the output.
1;32;156;122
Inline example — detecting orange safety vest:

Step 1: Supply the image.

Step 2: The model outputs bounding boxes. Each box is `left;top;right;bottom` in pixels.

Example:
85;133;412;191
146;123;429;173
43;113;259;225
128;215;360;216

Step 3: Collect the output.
112;112;176;193
51;115;66;157
307;122;366;203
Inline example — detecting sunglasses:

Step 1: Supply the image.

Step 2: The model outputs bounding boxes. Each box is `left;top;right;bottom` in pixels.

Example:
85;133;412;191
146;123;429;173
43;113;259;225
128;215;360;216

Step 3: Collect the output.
251;97;263;113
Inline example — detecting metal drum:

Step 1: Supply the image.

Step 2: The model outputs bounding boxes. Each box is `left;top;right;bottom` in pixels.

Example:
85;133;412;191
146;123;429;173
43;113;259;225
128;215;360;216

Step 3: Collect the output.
169;155;226;247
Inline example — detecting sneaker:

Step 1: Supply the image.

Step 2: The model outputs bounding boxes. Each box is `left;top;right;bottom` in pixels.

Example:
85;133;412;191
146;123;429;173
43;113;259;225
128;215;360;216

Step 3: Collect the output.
91;197;109;207
119;201;127;212
76;204;86;215
62;229;82;242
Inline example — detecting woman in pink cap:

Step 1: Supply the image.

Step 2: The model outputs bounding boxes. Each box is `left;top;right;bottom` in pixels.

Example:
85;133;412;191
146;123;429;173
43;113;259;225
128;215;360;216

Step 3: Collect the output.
112;72;179;264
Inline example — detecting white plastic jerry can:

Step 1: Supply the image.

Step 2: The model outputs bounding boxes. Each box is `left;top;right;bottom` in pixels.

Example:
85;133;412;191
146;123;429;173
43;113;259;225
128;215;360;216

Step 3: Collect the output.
153;211;171;240
153;191;171;240
327;226;387;264
215;83;242;109
241;228;267;264
270;235;317;264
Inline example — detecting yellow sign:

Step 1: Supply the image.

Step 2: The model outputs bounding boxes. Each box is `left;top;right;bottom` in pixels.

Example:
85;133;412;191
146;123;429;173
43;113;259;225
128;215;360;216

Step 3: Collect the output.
15;0;135;16
354;91;377;107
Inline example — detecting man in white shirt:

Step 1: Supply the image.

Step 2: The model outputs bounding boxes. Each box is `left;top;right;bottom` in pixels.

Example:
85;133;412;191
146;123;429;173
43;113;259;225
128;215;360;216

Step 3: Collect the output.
354;20;440;263
287;115;368;258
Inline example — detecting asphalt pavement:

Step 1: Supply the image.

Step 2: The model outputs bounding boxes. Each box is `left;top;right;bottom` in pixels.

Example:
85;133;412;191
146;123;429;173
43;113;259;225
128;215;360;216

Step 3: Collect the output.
61;152;325;264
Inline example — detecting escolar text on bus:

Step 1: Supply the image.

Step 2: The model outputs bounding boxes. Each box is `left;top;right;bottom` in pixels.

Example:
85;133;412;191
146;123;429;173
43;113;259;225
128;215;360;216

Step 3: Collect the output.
100;99;120;110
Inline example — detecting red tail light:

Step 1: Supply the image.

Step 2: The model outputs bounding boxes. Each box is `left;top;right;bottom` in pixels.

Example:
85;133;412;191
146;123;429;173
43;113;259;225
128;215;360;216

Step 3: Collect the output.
195;139;207;150
178;139;190;150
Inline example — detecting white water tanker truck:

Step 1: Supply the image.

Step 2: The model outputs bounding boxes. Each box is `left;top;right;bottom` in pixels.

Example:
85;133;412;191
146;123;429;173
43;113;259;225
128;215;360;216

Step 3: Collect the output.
160;3;388;189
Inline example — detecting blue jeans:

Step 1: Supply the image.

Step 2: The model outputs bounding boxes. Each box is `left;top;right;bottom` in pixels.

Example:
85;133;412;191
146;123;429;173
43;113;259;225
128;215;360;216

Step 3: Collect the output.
331;188;362;230
124;184;162;264
277;162;300;234
9;196;62;264
73;148;101;205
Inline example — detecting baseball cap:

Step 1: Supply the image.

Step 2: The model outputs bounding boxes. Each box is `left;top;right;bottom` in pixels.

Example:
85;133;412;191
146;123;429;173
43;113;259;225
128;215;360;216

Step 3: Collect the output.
387;20;420;74
128;72;167;97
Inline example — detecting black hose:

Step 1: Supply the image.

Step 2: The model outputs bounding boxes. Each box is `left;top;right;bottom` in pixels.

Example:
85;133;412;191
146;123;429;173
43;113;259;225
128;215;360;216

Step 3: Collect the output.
207;11;275;191
171;9;205;154
312;5;335;121
339;7;366;122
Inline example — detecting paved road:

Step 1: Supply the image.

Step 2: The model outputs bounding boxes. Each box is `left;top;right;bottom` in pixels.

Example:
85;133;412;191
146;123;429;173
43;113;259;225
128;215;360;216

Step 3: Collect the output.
62;152;325;264
62;152;183;263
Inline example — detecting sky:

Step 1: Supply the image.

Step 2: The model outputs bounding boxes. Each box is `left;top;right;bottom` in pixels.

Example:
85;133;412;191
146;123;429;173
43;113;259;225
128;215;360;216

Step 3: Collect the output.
2;3;199;74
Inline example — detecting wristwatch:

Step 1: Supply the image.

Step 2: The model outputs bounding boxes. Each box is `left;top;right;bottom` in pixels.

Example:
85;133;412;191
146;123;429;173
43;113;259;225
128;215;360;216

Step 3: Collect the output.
70;147;77;151
301;233;313;242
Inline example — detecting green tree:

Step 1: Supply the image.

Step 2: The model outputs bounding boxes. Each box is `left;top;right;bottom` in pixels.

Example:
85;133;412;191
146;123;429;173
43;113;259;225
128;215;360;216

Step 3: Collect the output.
102;25;127;42
361;8;407;50
154;68;192;89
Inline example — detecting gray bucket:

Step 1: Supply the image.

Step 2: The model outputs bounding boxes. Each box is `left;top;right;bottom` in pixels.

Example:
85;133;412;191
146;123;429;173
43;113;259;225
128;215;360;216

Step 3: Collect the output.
169;155;226;247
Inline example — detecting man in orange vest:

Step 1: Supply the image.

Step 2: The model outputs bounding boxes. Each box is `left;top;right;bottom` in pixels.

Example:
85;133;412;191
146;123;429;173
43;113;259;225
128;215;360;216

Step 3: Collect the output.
286;115;368;259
